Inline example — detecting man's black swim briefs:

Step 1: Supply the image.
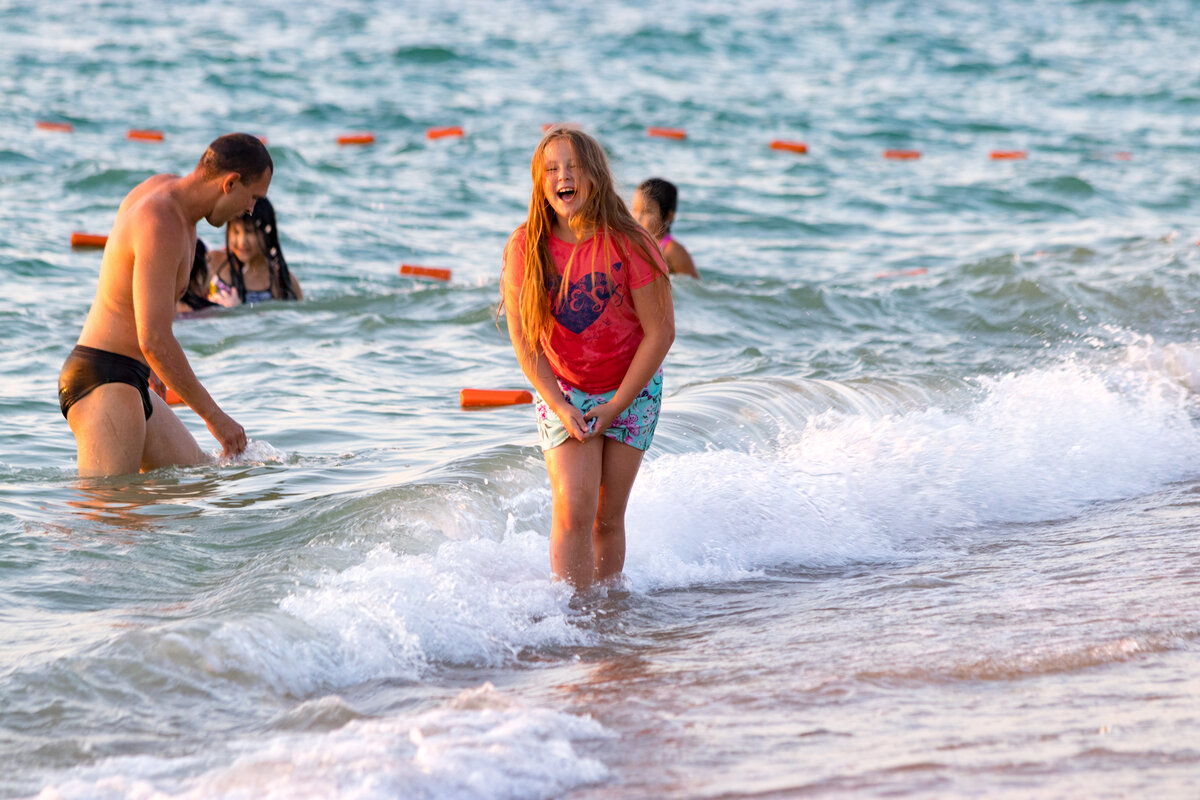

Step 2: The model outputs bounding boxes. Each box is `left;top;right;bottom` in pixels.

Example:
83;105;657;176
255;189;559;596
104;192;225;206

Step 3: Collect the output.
58;345;154;421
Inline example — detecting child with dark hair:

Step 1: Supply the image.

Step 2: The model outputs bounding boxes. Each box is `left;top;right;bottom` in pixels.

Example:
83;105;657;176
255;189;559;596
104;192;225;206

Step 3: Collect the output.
632;178;699;279
176;239;217;315
208;197;302;306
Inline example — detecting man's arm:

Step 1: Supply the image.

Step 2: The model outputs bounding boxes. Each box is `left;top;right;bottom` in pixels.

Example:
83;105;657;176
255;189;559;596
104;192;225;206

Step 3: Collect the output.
130;205;246;456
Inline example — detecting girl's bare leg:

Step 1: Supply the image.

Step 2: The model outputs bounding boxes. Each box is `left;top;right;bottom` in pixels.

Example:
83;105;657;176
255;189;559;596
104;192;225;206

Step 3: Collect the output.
592;438;645;584
543;435;605;589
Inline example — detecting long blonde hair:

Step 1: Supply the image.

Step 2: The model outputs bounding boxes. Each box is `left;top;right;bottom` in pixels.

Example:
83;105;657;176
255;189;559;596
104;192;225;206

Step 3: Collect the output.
509;126;668;360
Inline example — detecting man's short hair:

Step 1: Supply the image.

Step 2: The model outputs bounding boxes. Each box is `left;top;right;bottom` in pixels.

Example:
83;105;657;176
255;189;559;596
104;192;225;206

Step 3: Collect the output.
198;133;273;183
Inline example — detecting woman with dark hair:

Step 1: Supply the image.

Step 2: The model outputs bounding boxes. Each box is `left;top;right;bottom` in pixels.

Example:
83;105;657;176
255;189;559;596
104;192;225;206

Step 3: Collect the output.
208;197;302;306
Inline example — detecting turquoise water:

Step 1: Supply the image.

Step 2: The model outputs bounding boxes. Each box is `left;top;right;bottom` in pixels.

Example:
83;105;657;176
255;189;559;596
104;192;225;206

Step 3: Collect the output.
4;1;1200;797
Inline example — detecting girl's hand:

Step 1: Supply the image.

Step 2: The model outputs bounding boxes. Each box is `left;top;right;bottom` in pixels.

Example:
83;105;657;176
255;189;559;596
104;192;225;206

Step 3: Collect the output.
582;402;619;440
554;401;590;441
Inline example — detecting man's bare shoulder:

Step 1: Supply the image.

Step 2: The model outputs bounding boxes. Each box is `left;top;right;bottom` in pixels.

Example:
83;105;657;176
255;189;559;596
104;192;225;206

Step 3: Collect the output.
115;176;191;246
118;174;182;220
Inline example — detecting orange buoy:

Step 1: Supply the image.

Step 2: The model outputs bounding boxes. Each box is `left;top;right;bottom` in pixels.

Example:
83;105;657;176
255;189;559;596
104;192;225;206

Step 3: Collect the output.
337;133;375;145
36;121;73;133
647;127;687;140
460;389;533;408
127;129;164;142
875;267;929;279
400;264;452;281
70;232;108;249
884;149;921;160
990;150;1027;160
427;126;464;140
769;140;808;154
1113;151;1133;161
151;380;184;406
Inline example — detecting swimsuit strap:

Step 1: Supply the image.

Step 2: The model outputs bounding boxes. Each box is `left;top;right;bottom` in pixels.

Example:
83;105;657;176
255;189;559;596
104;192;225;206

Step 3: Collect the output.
659;233;674;248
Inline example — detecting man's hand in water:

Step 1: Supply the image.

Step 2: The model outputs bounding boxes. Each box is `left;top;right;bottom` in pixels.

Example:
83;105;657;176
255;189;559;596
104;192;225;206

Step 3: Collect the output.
207;411;246;457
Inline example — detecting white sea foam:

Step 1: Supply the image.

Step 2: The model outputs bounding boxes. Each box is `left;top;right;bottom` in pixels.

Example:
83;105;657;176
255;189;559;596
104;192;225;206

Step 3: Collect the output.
93;529;584;700
215;439;287;466
621;345;1200;590
30;684;611;800
276;528;588;680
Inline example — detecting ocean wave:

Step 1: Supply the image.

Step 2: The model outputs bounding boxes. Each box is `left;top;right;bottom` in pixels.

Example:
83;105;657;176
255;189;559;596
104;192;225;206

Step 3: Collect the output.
23;684;611;800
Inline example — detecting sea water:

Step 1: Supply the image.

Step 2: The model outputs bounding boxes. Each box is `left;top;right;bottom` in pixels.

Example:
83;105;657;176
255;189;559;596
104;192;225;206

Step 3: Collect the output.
2;0;1200;797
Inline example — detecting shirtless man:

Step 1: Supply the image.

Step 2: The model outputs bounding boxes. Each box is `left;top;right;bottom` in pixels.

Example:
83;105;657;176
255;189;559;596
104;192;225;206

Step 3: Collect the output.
58;133;272;477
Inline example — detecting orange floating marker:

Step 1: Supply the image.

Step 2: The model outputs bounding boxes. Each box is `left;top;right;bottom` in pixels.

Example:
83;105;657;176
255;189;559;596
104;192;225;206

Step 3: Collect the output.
70;232;108;249
337;133;375;146
875;267;929;279
769;140;808;154
36;121;73;133
884;149;921;160
127;129;164;142
460;389;533;408
990;150;1027;160
400;264;452;282
427;126;464;140
647;127;687;140
150;380;184;406
1112;151;1133;161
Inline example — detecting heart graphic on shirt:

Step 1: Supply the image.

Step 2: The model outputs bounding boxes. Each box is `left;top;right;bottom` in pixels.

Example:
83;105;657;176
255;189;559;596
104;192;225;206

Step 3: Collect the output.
553;272;612;334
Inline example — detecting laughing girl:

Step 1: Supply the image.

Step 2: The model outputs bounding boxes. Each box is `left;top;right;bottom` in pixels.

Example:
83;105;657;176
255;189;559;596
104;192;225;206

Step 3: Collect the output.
502;127;675;591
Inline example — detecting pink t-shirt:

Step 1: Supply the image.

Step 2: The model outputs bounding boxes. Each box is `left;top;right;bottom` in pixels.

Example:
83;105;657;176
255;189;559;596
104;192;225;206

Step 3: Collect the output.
504;227;664;393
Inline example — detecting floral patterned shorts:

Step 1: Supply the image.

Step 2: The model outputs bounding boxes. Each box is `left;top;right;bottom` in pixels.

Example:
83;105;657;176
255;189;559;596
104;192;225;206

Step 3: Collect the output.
534;368;663;452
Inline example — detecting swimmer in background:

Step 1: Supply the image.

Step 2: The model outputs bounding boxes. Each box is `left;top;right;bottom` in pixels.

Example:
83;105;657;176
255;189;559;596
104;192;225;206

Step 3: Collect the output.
176;239;218;316
207;196;302;306
632;177;699;279
58;133;270;477
502;126;675;591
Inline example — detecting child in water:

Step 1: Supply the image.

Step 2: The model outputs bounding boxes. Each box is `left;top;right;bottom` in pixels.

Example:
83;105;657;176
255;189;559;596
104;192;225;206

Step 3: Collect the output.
632;177;699;279
176;239;217;316
502;126;675;591
208;197;302;306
